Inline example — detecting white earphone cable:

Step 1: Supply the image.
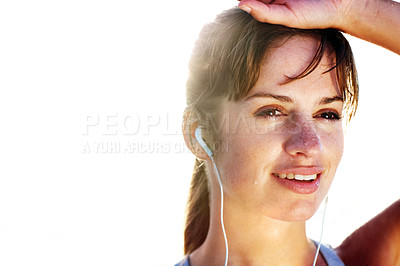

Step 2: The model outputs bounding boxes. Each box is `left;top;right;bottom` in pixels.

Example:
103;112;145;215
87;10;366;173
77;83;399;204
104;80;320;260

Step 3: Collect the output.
312;195;329;266
197;128;327;266
210;155;327;266
210;156;229;266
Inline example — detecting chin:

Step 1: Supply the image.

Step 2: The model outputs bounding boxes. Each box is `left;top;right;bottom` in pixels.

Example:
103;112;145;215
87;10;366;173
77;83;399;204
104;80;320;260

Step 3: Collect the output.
276;212;315;222
267;200;320;222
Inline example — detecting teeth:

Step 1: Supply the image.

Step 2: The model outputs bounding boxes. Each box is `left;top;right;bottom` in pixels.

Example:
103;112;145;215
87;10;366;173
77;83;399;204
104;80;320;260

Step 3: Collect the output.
300;174;317;181
275;173;317;181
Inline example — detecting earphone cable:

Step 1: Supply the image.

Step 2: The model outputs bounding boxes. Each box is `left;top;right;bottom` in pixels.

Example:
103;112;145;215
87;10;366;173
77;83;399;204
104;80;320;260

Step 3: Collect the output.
312;195;329;266
210;156;229;266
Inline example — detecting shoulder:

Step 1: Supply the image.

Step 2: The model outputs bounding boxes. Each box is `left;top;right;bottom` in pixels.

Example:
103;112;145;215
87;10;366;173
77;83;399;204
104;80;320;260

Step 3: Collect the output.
335;199;400;265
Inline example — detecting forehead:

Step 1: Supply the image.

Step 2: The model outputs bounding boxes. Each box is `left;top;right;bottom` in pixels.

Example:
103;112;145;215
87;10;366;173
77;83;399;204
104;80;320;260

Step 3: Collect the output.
251;35;340;97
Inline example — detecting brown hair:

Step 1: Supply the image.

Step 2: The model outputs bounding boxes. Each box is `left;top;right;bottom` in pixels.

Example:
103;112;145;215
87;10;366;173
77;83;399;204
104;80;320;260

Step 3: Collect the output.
183;7;358;254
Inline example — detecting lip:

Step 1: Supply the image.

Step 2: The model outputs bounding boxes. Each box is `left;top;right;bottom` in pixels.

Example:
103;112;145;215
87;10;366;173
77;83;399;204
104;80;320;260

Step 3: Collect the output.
272;166;324;176
271;166;324;194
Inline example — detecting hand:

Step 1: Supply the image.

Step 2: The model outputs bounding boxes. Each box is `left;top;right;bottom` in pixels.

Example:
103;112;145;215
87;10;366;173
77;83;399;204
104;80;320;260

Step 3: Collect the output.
238;0;400;55
238;0;353;31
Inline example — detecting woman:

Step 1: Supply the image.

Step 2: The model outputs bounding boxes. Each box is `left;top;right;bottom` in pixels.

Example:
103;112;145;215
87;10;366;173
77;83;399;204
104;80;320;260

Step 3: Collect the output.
179;8;355;265
177;1;399;265
237;1;400;264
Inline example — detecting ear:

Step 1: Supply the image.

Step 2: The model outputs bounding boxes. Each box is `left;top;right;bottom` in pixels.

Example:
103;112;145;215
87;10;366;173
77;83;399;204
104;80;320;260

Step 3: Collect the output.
182;109;210;160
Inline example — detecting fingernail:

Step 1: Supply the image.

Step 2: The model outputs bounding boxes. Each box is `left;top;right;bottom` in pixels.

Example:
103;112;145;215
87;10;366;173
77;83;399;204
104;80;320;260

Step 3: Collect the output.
239;5;252;13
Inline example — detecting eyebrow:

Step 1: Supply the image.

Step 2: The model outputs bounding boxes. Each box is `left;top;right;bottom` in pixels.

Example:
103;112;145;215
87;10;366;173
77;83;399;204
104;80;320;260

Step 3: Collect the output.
319;96;344;105
245;93;293;103
245;93;343;105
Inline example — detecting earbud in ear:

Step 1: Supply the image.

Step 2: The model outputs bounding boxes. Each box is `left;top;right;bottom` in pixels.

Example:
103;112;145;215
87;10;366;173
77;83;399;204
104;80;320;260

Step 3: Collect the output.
195;127;213;157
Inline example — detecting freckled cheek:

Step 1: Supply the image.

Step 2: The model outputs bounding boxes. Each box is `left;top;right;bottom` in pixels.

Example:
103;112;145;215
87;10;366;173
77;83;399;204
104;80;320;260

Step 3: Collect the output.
218;133;279;188
219;138;254;185
320;128;344;164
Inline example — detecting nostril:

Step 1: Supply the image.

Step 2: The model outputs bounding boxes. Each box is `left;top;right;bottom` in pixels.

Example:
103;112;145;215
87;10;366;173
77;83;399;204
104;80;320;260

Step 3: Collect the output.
283;125;322;157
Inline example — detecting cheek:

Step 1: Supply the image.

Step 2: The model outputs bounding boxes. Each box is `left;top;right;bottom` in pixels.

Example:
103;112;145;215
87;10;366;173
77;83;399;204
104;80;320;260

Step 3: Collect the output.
321;126;344;165
216;131;280;189
217;135;258;187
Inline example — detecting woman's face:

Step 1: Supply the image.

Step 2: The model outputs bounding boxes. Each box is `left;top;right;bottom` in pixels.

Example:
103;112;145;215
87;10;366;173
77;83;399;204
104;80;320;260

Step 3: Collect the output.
215;35;344;221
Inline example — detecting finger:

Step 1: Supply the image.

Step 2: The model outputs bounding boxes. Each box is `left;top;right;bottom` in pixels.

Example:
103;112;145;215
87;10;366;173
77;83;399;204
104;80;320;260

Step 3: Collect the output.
258;0;287;4
238;0;296;26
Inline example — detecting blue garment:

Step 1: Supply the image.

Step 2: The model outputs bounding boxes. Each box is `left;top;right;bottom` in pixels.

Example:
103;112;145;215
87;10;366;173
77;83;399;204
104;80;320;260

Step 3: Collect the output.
174;241;345;266
174;255;190;266
313;241;345;266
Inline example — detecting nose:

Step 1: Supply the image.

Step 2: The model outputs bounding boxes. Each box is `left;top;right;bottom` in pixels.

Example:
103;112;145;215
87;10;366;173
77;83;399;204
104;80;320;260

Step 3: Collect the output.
283;118;322;158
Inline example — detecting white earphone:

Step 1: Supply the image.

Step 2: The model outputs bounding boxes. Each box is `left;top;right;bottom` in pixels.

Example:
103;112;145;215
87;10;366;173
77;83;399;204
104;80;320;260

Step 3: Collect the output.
194;127;229;266
193;127;326;266
194;127;213;157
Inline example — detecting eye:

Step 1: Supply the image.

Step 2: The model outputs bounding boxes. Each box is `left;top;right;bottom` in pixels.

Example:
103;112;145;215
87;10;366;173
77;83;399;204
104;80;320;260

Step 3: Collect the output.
255;107;284;118
316;110;342;121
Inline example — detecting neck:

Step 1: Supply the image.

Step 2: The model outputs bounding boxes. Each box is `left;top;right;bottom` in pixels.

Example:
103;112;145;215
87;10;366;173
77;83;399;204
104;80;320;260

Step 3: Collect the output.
190;196;318;266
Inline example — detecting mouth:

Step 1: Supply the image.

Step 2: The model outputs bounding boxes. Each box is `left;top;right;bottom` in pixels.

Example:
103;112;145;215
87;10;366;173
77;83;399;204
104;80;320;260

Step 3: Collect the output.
272;173;318;182
271;171;323;194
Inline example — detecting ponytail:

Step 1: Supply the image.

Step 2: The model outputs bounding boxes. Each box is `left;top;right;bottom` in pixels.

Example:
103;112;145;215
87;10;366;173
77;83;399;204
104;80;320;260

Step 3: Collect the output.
184;158;210;254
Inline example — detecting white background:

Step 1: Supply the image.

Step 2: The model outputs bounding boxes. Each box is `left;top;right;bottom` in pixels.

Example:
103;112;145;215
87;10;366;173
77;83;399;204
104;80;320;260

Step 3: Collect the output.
0;0;399;265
